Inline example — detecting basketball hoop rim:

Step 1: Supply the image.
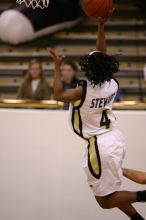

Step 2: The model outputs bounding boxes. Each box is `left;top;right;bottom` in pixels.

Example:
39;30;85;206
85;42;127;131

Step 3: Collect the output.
16;0;50;9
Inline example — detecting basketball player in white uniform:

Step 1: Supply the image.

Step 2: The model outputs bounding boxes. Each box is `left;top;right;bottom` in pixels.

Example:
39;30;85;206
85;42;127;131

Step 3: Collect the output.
48;10;146;220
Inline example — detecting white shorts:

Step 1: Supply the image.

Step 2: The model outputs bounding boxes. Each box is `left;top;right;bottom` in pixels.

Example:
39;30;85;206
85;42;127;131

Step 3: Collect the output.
82;128;126;197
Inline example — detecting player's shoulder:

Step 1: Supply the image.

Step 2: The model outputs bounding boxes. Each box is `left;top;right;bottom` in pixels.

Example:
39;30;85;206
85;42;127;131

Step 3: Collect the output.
73;80;87;109
111;77;119;88
78;79;87;97
77;79;87;87
77;79;88;94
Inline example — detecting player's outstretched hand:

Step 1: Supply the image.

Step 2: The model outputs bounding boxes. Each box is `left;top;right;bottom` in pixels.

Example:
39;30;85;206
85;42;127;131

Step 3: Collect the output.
98;8;115;25
47;48;64;66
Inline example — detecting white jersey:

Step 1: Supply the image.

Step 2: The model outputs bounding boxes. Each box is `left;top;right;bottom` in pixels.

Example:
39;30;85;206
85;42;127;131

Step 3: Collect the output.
70;79;118;139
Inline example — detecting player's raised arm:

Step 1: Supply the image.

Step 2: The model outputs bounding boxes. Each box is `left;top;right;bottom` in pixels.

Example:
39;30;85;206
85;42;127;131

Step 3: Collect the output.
48;48;83;102
96;9;114;53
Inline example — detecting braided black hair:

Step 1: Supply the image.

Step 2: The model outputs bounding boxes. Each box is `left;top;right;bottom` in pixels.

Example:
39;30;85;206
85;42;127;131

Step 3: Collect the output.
80;51;119;86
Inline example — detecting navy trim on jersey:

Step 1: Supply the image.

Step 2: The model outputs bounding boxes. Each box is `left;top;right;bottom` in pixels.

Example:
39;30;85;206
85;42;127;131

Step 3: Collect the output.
112;77;119;88
73;80;87;109
71;80;87;139
78;110;83;137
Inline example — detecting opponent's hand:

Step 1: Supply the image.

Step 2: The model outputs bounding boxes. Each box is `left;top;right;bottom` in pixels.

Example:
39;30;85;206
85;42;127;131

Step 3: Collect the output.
47;48;64;66
98;8;115;25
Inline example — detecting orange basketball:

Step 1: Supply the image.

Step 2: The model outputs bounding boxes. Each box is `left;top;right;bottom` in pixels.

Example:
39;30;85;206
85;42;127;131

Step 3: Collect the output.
82;0;113;20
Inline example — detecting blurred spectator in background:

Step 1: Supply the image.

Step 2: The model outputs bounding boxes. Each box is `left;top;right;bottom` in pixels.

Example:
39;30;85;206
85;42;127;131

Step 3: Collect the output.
114;89;122;102
62;60;78;109
144;64;146;81
17;59;51;101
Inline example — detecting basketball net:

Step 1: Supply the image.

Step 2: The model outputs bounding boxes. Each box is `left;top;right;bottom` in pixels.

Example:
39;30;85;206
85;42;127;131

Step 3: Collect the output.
16;0;49;9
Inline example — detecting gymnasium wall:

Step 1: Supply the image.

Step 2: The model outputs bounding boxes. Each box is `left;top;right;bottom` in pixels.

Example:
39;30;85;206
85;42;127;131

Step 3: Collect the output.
0;109;146;220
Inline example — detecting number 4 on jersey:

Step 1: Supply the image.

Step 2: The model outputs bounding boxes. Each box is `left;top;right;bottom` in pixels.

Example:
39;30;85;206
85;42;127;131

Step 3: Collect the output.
100;110;111;129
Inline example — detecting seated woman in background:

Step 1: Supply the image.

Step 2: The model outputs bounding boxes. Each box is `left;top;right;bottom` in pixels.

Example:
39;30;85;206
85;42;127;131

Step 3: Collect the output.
61;60;78;110
17;59;51;101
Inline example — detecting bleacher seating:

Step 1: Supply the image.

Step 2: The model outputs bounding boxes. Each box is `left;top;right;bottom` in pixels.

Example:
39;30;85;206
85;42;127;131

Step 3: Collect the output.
0;0;146;101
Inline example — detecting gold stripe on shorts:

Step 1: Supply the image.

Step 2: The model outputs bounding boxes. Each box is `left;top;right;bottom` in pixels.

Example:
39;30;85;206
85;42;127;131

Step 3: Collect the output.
88;136;101;179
